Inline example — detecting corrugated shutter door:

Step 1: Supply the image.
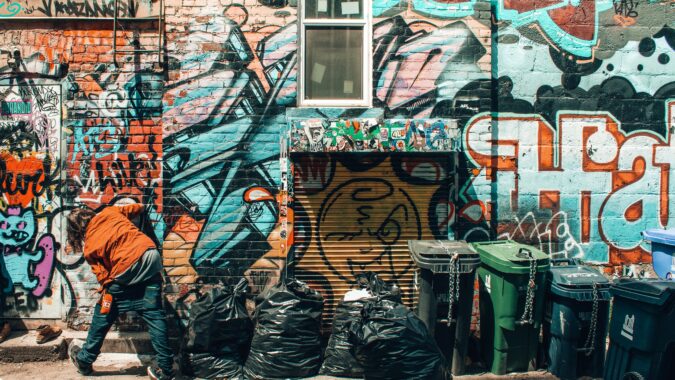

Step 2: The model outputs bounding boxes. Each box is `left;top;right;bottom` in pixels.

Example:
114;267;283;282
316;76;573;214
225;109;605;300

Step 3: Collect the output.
293;153;453;330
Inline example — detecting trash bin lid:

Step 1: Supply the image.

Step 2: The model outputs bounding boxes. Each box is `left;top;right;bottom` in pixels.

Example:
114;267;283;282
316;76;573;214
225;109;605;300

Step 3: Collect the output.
548;264;611;300
407;240;479;273
611;279;675;306
472;240;550;274
643;228;675;246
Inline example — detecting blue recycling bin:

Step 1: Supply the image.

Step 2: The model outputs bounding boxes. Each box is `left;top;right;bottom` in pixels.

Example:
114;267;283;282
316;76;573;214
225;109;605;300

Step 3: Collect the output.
643;228;675;280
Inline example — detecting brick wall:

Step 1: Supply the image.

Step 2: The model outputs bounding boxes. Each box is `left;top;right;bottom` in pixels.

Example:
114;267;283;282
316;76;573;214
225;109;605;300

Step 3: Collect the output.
0;21;162;328
0;0;673;328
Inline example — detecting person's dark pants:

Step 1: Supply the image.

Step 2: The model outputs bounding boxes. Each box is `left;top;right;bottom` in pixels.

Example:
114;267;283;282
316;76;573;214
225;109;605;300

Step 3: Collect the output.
77;275;173;374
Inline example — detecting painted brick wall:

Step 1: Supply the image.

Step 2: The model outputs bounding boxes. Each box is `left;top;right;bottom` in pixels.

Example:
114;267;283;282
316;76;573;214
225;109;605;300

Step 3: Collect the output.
0;21;162;328
158;1;493;323
0;0;673;329
460;0;675;274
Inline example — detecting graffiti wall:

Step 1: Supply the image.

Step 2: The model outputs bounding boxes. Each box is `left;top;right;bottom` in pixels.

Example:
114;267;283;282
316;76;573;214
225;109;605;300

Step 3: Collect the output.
469;0;675;267
292;153;455;325
64;57;164;327
158;1;488;313
0;0;160;18
291;118;461;152
156;0;675;320
0;82;61;319
0;0;672;325
0;24;162;326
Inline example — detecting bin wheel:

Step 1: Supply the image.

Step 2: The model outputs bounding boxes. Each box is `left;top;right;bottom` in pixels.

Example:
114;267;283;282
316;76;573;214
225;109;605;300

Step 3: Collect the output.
622;372;645;380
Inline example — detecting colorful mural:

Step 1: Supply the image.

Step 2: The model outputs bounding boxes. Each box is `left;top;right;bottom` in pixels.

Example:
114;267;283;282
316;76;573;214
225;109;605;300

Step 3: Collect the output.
290;118;461;152
0;83;62;318
292;154;455;322
462;105;675;263
0;0;160;18
0;0;672;325
0;29;162;325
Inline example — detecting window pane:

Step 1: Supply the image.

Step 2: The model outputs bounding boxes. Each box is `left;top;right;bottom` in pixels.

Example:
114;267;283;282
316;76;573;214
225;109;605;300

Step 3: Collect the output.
304;0;364;19
305;27;363;100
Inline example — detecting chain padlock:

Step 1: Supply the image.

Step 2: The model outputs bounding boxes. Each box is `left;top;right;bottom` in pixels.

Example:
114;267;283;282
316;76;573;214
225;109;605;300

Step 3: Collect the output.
583;282;600;356
446;248;460;326
518;249;537;326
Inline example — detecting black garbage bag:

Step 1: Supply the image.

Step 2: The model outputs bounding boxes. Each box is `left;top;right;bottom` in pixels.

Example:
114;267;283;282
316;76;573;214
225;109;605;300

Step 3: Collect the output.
181;278;252;379
355;271;402;303
320;297;370;377
320;272;401;377
244;278;324;380
349;298;449;380
181;352;246;380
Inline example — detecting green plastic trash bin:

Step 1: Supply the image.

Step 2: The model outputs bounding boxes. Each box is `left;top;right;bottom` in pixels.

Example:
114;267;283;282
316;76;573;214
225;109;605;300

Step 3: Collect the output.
408;240;480;376
604;279;675;380
542;259;611;380
473;241;550;375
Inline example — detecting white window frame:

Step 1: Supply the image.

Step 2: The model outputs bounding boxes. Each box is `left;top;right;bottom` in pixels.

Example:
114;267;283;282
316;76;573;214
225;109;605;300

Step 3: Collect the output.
298;0;372;108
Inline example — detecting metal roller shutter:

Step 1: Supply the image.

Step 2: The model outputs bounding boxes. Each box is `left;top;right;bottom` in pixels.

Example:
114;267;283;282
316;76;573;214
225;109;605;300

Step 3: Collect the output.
293;153;454;330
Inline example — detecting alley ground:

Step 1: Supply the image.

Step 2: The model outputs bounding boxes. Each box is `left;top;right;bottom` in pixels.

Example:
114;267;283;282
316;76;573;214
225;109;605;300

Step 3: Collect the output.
0;356;557;380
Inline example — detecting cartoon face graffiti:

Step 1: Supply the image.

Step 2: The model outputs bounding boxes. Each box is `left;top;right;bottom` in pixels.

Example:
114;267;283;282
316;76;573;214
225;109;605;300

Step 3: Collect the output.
0;207;36;247
0;206;56;297
317;178;421;283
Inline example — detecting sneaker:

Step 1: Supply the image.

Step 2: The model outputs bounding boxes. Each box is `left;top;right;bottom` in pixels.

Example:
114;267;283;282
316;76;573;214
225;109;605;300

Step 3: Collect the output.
147;365;174;380
36;324;63;344
0;322;10;343
68;340;93;376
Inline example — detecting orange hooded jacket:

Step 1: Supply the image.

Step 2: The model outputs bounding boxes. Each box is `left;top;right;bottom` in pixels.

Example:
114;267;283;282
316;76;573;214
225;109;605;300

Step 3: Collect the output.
83;204;156;289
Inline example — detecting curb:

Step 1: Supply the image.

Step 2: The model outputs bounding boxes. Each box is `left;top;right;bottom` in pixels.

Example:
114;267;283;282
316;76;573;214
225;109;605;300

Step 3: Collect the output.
0;330;153;363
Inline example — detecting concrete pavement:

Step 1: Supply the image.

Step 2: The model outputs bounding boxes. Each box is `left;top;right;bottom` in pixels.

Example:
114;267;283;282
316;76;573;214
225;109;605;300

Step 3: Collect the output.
0;356;558;379
0;330;558;379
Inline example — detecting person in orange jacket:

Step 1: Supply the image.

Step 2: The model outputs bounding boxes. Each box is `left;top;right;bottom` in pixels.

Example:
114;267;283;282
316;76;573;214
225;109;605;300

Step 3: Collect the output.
66;204;174;380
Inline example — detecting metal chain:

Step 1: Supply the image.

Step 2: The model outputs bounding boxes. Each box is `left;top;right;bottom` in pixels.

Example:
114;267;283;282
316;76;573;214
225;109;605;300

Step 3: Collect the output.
446;250;460;326
583;282;599;356
518;252;537;325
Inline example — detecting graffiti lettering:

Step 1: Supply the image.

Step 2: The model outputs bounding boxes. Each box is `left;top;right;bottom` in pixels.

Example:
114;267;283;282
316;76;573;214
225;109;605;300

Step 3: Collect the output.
32;0;146;17
71;118;126;162
613;0;639;17
462;101;675;263
0;155;46;205
0;101;31;115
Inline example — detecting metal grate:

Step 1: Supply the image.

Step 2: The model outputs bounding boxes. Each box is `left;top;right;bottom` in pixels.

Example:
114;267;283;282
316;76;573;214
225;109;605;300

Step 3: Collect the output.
292;153;454;329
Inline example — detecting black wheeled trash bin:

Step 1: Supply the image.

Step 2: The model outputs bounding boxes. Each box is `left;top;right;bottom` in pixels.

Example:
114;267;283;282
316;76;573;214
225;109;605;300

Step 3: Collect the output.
543;259;611;380
604;279;675;380
408;240;480;376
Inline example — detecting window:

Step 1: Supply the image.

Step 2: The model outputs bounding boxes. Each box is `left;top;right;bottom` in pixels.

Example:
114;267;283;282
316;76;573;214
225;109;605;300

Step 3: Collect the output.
299;0;372;107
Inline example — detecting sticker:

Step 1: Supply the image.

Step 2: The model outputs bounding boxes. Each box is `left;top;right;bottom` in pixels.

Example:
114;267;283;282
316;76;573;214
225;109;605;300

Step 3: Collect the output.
621;314;635;341
343;80;354;94
341;1;359;15
318;0;328;12
311;62;326;83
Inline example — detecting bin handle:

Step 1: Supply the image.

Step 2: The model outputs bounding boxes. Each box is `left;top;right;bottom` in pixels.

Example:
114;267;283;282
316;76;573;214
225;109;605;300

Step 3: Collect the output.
550;258;581;266
516;248;533;259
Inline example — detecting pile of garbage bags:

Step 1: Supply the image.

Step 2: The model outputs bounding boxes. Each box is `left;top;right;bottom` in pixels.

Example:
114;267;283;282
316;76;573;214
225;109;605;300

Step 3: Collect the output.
349;298;449;380
179;273;448;379
320;272;448;380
